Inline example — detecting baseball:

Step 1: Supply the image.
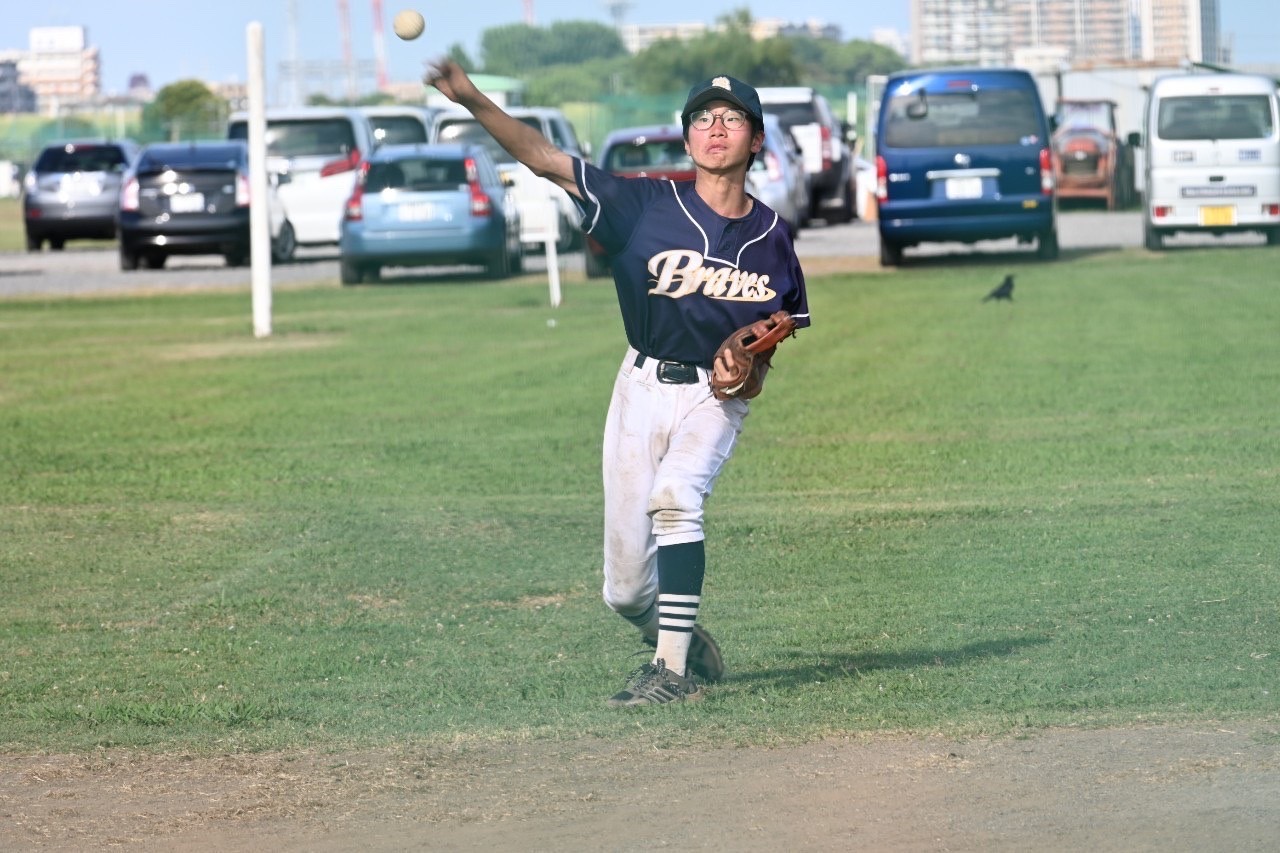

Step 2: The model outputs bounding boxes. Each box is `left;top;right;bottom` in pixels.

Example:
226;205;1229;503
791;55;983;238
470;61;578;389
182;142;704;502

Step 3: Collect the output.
393;9;425;40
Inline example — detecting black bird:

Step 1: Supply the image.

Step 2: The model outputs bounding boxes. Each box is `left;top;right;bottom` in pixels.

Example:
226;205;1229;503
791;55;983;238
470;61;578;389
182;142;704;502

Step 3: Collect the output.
984;274;1014;302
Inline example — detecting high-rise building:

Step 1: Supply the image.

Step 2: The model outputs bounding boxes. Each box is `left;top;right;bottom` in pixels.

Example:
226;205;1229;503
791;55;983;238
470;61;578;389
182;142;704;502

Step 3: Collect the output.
9;27;102;113
911;0;1223;67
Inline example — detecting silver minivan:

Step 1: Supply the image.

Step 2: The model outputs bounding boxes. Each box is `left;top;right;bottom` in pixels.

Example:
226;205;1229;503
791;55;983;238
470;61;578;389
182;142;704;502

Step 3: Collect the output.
228;107;376;246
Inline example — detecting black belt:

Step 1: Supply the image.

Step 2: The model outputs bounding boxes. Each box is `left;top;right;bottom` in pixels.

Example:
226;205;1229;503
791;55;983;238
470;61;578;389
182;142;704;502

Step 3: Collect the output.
634;351;701;385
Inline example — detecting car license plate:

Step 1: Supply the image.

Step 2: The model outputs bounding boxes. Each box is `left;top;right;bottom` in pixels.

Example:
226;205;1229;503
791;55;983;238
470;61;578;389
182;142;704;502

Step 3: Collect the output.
397;202;439;222
169;193;205;213
945;177;983;199
1199;205;1236;227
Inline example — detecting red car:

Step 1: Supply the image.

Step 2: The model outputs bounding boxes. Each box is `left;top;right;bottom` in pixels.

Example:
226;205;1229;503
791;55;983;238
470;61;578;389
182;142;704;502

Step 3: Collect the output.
584;125;696;278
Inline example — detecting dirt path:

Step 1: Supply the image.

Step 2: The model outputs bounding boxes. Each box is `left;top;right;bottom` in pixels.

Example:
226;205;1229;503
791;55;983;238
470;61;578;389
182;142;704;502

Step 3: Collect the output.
4;724;1278;851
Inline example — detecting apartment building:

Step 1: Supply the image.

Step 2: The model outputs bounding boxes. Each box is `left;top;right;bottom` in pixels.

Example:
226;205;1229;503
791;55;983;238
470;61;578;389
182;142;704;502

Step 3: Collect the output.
1;27;102;114
911;0;1223;67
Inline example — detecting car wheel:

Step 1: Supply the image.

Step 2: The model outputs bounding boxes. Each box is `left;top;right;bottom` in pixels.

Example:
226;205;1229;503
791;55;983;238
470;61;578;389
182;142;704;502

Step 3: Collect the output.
119;246;139;271
339;259;363;285
25;233;42;252
224;249;249;267
1267;227;1280;247
1143;220;1163;251
486;245;511;279
1036;228;1059;261
835;181;856;224
584;248;610;279
49;238;65;251
878;234;902;267
509;243;524;275
144;253;167;269
271;221;296;264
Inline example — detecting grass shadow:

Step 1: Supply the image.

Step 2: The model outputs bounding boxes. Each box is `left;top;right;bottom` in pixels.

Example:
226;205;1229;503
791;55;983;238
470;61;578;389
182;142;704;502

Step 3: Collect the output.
726;635;1052;688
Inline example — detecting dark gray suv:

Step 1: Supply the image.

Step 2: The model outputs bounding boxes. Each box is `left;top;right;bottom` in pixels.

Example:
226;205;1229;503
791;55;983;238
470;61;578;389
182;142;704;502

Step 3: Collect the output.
22;139;140;251
757;87;855;223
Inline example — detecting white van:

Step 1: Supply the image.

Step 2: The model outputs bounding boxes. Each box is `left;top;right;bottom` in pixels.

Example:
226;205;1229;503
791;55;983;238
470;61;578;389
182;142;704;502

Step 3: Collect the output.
1141;72;1280;249
228;107;376;246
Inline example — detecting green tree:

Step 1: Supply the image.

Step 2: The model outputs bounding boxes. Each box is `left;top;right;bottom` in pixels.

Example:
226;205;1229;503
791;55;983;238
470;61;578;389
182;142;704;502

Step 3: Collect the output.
525;57;631;106
445;43;476;71
481;24;554;76
144;79;227;141
481;21;624;75
630;10;800;94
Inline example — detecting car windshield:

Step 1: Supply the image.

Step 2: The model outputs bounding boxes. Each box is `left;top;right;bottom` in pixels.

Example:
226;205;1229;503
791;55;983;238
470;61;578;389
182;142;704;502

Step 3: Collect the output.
35;145;128;173
137;146;243;172
603;139;692;174
762;103;819;129
883;87;1043;147
229;119;357;157
371;116;428;145
435;117;541;165
1056;102;1111;131
365;157;468;192
1157;94;1274;141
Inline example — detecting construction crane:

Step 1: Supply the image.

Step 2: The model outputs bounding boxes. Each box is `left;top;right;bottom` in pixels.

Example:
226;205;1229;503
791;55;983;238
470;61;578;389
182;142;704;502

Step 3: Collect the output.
371;0;389;90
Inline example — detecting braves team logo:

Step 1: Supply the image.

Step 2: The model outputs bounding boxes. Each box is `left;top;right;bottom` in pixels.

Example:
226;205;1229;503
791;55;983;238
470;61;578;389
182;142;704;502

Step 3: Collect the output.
646;250;776;302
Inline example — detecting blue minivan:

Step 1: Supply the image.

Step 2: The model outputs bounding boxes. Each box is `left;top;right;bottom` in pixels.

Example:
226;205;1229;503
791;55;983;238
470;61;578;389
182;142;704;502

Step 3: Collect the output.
875;68;1058;266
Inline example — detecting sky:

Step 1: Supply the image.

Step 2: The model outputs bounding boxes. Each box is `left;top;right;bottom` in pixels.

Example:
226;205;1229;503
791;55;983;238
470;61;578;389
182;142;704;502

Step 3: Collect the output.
1;1;1275;97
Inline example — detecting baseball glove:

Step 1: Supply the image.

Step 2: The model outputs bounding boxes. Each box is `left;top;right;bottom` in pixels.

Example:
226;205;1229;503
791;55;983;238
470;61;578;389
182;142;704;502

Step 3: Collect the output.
709;310;797;401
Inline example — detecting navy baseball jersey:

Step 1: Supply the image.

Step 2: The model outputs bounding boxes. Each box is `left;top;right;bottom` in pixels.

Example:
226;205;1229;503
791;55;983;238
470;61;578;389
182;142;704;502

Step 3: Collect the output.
573;158;811;368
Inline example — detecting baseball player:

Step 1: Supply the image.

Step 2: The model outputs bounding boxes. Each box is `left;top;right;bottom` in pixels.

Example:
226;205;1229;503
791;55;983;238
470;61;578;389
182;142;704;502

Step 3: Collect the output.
427;61;810;707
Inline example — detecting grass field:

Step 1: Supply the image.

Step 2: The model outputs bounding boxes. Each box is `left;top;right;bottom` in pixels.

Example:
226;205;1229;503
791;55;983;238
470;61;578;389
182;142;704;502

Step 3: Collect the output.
1;245;1277;755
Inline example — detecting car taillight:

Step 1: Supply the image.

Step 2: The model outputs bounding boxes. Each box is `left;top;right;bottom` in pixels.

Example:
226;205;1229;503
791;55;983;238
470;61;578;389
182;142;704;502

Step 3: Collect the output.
820;125;833;172
343;162;370;221
121;176;139;211
1153;205;1172;219
1040;147;1054;195
1265;203;1280;217
321;149;361;178
465;157;492;217
875;155;888;202
764;150;782;182
235;174;250;207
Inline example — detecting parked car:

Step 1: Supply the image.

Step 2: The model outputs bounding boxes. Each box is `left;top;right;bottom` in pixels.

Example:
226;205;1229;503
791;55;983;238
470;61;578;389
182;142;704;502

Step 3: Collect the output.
1139;72;1280;250
359;104;441;145
748;113;811;238
22;139;140;251
585;123;696;278
874;67;1058;266
227;106;376;246
757;86;856;223
1051;99;1136;210
117;141;294;270
337;143;522;283
431;106;586;252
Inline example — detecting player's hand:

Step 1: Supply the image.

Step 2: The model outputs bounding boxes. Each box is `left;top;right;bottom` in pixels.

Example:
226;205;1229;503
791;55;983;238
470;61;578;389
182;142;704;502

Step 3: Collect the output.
424;59;477;104
712;349;738;385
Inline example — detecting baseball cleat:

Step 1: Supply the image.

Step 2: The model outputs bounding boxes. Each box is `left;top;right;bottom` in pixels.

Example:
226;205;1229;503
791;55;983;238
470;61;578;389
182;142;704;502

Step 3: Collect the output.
606;659;705;708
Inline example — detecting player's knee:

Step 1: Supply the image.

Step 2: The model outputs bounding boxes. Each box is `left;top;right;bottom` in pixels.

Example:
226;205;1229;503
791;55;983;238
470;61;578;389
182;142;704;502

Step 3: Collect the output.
649;481;705;539
602;572;656;614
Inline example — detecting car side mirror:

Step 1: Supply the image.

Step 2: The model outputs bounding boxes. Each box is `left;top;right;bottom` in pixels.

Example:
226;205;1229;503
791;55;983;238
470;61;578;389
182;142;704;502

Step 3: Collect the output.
271;171;291;187
1127;131;1142;148
501;173;516;187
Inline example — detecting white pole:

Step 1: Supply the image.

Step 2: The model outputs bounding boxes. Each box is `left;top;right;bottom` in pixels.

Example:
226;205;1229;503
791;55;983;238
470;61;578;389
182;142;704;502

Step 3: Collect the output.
544;232;561;308
247;22;273;338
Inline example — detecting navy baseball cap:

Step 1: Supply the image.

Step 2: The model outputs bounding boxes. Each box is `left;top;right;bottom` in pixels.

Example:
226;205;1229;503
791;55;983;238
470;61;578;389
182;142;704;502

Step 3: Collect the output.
681;75;763;124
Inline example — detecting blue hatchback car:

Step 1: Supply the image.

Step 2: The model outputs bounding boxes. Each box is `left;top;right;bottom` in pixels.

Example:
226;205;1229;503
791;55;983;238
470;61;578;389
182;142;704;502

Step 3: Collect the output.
875;68;1058;266
338;143;522;283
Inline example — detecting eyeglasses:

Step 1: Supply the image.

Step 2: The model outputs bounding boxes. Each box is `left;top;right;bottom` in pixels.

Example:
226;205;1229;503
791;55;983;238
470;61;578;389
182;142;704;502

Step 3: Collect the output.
689;108;749;131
